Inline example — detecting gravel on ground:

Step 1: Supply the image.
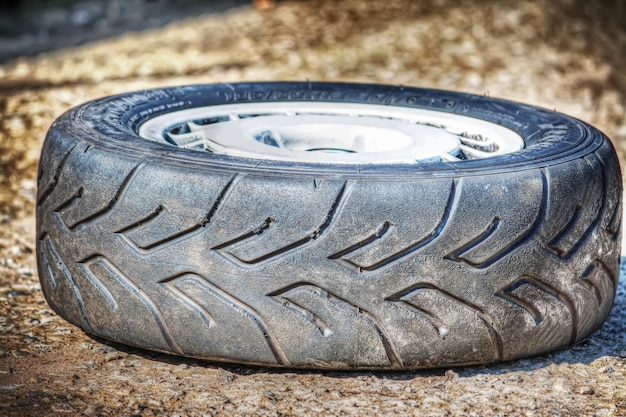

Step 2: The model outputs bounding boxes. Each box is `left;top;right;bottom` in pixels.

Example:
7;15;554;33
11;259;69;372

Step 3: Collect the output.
0;1;625;415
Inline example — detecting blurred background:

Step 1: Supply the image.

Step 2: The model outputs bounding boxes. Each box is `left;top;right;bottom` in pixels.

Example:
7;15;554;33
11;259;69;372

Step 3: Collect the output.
0;0;623;214
0;0;255;62
0;0;625;218
0;1;625;415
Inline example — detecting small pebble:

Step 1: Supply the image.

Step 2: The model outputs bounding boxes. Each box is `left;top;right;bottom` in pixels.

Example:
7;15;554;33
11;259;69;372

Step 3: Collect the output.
18;267;33;277
75;360;99;369
5;290;29;298
329;389;344;398
98;346;115;354
13;349;31;357
103;351;127;362
384;382;404;392
551;377;573;394
444;370;459;380
0;384;22;391
81;405;98;416
51;403;75;413
618;350;626;358
576;386;595;395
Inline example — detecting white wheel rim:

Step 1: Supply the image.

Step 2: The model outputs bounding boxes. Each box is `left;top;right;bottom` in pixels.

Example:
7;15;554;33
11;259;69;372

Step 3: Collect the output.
138;102;524;164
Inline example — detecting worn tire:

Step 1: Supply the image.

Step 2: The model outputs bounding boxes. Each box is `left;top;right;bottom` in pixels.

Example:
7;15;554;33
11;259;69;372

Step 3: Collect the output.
37;82;622;369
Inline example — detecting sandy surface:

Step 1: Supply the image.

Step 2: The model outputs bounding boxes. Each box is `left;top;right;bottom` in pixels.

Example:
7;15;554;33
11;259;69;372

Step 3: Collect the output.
0;0;625;415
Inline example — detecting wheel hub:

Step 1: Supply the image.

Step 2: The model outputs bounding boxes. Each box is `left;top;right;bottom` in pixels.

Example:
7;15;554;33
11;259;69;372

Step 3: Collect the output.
138;102;524;164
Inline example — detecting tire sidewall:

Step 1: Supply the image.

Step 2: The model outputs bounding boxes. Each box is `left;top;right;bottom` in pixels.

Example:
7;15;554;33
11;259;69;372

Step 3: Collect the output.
64;82;607;178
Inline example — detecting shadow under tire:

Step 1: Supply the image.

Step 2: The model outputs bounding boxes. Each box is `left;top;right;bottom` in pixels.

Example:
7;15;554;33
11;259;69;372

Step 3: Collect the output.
37;82;622;369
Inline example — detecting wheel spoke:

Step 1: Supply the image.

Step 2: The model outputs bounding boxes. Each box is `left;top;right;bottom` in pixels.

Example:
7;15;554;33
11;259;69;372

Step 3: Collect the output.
458;135;498;153
441;153;461;162
167;131;204;147
459;144;493;160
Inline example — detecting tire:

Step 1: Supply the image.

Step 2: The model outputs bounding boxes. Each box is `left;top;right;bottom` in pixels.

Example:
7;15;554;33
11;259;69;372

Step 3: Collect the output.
37;82;622;369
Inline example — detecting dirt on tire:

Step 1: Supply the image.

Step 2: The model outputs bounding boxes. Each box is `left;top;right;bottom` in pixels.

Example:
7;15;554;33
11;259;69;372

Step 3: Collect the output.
1;1;625;416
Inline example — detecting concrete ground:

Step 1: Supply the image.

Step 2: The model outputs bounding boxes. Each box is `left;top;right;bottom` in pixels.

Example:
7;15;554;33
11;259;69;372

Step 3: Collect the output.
0;0;625;415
